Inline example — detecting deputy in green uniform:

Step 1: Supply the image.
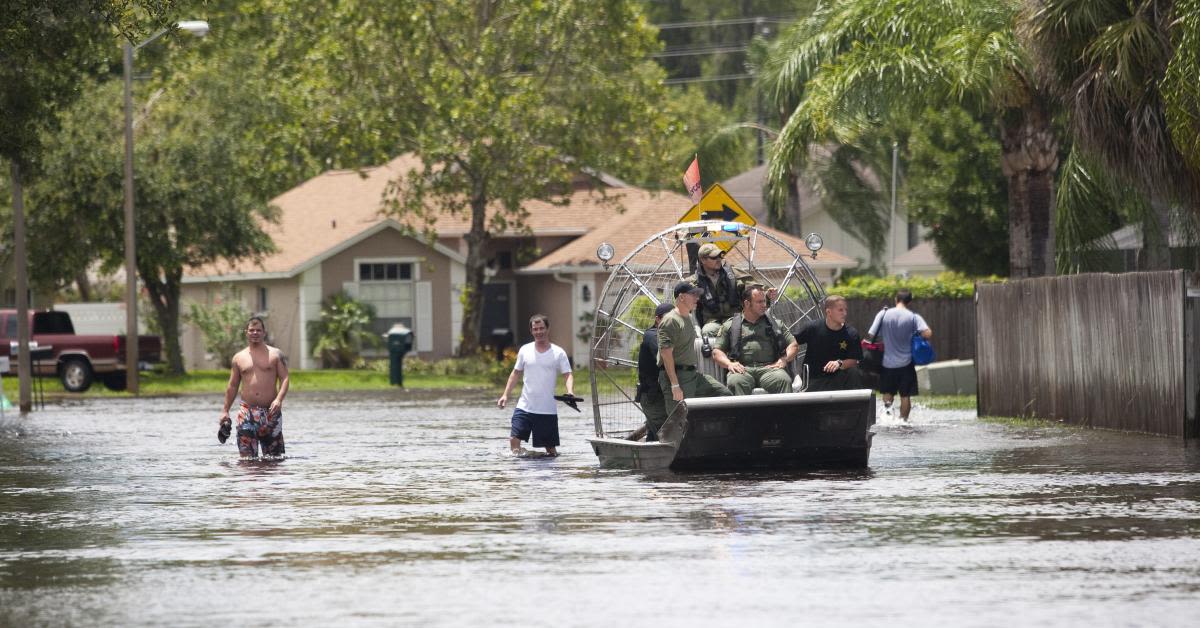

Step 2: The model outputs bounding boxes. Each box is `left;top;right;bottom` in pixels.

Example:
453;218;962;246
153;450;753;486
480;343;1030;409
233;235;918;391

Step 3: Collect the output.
659;281;732;419
693;242;753;337
712;286;799;395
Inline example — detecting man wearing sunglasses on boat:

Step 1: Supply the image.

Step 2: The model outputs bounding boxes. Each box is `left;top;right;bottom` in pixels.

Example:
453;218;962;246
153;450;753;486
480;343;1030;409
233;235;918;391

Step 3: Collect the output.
692;242;776;338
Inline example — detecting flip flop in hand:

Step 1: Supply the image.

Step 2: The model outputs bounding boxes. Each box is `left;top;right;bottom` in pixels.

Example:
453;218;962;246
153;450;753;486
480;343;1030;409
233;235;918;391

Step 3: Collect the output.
554;394;585;412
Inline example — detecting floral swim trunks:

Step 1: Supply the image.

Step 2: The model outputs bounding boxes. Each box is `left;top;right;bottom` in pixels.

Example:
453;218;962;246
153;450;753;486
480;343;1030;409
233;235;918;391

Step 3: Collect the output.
236;403;285;458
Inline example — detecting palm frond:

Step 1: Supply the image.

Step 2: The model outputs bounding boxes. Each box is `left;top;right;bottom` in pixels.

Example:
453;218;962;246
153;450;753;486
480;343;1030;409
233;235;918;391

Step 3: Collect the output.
1055;145;1145;273
760;0;1030;226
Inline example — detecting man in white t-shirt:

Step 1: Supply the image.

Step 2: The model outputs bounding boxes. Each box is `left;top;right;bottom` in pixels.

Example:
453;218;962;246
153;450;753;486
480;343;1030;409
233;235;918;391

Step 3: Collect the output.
497;314;574;456
868;289;932;421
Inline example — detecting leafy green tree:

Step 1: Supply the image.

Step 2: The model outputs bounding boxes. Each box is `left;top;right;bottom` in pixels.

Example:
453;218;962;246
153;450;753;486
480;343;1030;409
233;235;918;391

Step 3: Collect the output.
2;3;178;295
759;0;1060;278
904;107;1009;276
307;293;382;369
27;75;278;375
164;0;407;194
324;0;677;355
662;87;756;189
1;2;175;168
186;286;252;369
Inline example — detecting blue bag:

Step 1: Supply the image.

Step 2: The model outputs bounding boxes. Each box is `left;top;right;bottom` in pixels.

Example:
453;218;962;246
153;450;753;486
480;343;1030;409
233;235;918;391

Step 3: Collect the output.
911;332;935;365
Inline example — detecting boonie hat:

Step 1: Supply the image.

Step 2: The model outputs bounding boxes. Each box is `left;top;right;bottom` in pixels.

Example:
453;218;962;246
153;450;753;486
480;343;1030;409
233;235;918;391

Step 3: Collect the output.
697;242;723;259
673;281;704;298
654;302;674;317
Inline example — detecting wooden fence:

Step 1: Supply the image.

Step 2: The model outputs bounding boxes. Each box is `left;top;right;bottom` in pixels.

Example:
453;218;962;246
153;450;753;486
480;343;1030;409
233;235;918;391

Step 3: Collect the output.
844;297;976;361
976;270;1198;438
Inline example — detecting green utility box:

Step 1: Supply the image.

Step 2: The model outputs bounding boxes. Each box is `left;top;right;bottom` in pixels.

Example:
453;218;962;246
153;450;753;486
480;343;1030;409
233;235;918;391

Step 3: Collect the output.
386;323;413;386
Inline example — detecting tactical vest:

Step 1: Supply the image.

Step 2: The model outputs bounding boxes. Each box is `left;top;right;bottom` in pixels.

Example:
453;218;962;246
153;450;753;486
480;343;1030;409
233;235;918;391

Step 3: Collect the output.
695;267;738;326
728;313;791;374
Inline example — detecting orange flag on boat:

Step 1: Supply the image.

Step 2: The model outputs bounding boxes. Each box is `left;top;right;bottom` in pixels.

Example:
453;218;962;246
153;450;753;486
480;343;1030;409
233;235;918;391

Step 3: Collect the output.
682;157;702;205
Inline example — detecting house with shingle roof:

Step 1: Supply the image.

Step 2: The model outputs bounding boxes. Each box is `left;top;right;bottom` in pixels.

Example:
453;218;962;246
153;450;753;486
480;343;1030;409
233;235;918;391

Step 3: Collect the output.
180;155;857;369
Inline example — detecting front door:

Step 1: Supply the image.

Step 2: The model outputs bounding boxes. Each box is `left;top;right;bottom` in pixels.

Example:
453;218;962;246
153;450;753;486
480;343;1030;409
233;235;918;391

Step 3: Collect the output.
479;282;513;347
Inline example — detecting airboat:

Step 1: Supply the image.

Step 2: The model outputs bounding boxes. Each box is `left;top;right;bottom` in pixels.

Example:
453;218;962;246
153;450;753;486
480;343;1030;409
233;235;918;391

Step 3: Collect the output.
586;220;876;471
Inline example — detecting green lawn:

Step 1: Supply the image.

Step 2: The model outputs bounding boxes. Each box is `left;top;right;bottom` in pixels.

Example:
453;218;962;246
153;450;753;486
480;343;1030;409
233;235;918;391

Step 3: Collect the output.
977;415;1081;429
1;368;496;400
917;394;977;410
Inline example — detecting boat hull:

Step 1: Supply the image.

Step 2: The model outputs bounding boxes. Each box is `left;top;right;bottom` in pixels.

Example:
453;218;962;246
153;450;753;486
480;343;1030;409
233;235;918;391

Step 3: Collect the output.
586;438;677;470
589;389;876;471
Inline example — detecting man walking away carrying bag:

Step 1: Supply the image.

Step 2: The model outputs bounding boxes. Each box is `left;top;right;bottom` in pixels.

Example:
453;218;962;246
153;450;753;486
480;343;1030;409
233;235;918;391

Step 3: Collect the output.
867;290;932;422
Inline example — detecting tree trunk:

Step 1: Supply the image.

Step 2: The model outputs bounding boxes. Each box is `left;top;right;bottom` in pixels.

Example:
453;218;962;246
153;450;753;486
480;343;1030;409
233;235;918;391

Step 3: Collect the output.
1000;104;1059;278
457;193;490;357
1138;197;1172;270
74;271;92;302
143;267;185;375
764;168;802;233
787;170;802;235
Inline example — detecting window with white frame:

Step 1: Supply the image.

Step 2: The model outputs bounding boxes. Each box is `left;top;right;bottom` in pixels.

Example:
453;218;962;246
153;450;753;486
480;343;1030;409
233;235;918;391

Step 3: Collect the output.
355;260;416;343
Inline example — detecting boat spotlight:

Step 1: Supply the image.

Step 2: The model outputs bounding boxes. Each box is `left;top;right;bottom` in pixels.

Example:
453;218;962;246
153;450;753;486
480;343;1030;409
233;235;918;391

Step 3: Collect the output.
804;233;823;258
596;242;615;264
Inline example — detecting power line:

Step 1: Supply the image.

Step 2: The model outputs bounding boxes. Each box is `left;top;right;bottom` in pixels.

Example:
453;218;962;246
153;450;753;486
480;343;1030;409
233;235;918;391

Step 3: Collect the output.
652;15;797;30
652;44;749;59
663;73;754;85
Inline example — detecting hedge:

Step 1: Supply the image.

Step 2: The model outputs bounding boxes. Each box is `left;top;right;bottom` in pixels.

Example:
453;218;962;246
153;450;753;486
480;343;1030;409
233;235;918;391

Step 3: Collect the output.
825;272;1003;300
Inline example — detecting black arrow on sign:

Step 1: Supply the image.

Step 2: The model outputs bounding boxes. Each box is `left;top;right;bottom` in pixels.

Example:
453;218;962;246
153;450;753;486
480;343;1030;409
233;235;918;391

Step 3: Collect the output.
701;203;739;221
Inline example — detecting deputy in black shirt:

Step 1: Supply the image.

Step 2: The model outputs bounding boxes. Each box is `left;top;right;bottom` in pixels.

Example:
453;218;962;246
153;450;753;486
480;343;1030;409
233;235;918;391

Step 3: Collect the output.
795;295;864;392
636;301;674;440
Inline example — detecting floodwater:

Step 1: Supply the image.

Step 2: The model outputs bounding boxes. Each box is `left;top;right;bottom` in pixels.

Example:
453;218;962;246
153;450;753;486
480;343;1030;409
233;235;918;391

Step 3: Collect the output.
1;392;1198;627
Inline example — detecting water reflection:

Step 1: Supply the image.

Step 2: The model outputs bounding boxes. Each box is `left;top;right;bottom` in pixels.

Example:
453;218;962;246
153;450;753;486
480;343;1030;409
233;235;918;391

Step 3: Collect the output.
0;394;1198;626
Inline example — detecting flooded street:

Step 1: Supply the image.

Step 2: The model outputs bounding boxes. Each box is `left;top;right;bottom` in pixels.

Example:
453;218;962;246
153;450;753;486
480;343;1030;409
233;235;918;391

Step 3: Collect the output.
2;392;1198;627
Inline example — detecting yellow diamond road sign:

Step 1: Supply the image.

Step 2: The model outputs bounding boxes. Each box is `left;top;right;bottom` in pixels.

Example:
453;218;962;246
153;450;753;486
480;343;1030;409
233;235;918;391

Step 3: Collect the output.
677;183;757;227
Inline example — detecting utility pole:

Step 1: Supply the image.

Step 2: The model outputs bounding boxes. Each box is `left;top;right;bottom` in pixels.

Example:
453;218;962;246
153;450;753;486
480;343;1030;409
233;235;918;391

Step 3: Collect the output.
10;160;32;412
123;40;140;395
890;141;898;273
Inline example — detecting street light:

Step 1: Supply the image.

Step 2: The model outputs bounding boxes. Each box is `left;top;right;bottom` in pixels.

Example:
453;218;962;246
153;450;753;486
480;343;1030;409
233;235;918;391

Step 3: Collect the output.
123;20;209;394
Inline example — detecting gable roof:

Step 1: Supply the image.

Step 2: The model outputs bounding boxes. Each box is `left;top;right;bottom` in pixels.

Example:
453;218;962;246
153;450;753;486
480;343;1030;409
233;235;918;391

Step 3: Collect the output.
520;189;856;274
185;154;629;280
891;240;945;269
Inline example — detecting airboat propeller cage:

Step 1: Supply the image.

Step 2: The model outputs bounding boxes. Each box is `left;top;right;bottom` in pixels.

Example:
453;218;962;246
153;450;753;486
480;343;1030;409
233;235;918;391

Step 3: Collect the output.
586;220;832;438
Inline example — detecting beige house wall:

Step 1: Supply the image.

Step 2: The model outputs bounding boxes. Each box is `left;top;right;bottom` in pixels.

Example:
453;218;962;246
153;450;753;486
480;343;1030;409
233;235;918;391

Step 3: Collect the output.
179;279;300;370
515;277;572;357
320;228;458;359
514;271;604;367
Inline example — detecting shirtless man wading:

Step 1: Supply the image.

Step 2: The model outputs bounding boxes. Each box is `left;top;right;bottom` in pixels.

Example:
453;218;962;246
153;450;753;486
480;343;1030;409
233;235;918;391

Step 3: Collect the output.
219;316;291;458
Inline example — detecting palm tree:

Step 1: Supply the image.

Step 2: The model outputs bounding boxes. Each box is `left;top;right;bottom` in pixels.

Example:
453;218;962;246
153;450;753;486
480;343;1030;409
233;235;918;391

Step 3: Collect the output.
759;0;1059;278
1163;0;1200;174
1024;0;1200;271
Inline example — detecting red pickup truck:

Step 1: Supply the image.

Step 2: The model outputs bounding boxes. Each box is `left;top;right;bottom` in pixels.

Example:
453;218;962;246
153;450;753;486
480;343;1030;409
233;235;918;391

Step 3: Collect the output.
1;309;163;392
